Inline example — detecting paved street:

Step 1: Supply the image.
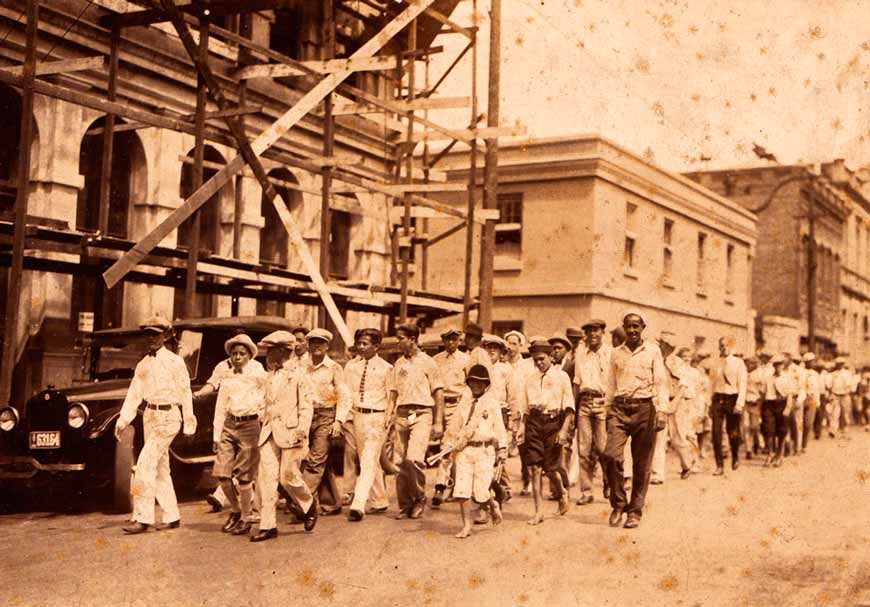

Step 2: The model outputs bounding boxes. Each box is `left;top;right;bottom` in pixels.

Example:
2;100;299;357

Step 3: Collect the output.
4;432;870;607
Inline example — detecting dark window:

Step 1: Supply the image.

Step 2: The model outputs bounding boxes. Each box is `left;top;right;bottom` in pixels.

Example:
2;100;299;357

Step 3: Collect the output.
270;7;303;59
496;192;522;258
493;320;524;337
329;210;351;280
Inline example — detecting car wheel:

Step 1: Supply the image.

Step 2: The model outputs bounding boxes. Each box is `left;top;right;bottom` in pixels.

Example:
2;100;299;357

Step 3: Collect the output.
113;425;135;513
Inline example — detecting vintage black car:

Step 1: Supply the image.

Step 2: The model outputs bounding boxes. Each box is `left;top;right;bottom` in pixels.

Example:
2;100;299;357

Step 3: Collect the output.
0;316;299;512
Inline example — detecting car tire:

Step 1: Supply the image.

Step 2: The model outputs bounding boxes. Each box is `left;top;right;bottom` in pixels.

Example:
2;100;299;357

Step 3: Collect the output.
113;425;135;513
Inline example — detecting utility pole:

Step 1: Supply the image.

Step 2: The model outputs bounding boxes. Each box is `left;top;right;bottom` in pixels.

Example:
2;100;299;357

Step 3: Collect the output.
478;0;500;332
807;191;817;353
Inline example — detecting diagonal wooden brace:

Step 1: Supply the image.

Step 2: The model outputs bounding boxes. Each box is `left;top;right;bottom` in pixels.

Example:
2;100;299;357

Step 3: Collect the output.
102;0;437;334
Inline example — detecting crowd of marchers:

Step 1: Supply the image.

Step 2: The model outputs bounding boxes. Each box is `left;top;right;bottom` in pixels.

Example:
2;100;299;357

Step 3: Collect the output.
114;310;870;540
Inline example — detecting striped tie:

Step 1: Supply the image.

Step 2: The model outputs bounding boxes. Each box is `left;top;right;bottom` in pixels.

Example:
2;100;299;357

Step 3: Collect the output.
359;359;369;403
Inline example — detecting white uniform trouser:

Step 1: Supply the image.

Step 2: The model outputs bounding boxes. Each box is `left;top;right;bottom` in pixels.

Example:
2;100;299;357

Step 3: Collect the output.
651;407;695;482
258;438;313;530
350;411;389;512
132;408;181;525
830;394;850;433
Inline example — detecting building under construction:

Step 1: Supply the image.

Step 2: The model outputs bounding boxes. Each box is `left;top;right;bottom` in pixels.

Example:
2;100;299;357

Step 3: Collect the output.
0;0;509;405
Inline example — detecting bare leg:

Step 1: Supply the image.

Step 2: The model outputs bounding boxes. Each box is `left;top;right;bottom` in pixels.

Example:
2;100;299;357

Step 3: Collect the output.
455;499;472;538
528;467;544;525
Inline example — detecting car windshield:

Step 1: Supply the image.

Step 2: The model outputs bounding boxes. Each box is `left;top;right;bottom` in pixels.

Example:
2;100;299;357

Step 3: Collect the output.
93;330;201;381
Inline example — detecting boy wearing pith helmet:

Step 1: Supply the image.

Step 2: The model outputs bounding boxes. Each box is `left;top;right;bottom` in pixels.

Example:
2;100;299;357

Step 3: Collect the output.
445;364;508;538
253;331;317;541
212;333;267;537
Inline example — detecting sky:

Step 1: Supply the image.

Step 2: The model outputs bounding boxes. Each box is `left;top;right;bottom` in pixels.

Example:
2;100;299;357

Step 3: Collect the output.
427;0;870;173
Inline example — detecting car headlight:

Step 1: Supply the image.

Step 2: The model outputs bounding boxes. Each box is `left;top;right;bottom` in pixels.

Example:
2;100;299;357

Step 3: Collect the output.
0;407;19;432
67;403;89;429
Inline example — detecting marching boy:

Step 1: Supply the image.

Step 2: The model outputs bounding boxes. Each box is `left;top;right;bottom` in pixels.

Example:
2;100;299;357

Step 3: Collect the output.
212;333;266;537
446;364;508;539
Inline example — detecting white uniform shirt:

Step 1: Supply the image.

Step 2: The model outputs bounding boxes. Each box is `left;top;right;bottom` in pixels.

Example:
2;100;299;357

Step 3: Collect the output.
516;364;574;415
302;355;352;422
711;353;749;409
393;350;443;407
488;360;515;412
213;359;267;441
344;354;393;412
605;341;671;413
433;349;470;401
831;369;853;395
573;344;613;394
448;389;509;449
119;346;196;433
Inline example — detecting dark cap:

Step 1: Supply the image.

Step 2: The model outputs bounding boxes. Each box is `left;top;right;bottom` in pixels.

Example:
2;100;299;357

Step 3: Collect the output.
466;364;491;383
548;334;572;350
440;328;461;339
565;327;584;338
464;322;483;338
582;318;607;331
528;338;553;354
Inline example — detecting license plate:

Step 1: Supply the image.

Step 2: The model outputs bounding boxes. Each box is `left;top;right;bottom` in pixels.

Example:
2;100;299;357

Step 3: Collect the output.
29;431;61;449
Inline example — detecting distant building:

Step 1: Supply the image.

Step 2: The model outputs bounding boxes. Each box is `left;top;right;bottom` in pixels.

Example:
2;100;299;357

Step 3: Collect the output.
422;136;758;354
686;160;870;365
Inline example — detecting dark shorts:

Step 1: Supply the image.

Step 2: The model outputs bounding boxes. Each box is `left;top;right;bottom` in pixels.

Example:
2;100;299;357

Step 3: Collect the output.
213;417;261;483
524;409;562;472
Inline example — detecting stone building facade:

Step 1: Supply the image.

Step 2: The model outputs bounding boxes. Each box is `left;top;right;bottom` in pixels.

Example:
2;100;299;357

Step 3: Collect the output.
423;136;758;355
686;160;870;365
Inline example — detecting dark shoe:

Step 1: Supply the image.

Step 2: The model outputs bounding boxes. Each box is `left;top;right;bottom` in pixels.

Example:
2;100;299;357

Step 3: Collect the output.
409;499;426;519
713;466;725;476
432;487;445;508
547;493;559;501
650;478;663;485
222;512;241;533
205;494;222;513
745;451;753;460
156;520;181;531
348;509;364;522
366;506;389;515
576;494;594;506
623;514;641;529
304;502;319;532
320;506;342;517
732;459;740;471
122;522;150;535
609;509;624;527
680;468;691;480
602;485;610;500
394;509;410;520
250;528;277;542
231;520;252;536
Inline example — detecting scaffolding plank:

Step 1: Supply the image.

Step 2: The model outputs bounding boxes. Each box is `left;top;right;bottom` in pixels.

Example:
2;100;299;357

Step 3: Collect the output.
99;0;282;29
235;56;399;80
399;124;527;143
102;0;437;306
0;55;104;76
423;8;473;39
332;95;469;115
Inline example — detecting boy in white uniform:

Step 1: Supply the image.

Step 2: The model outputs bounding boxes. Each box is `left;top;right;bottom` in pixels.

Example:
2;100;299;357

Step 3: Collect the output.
446;365;508;539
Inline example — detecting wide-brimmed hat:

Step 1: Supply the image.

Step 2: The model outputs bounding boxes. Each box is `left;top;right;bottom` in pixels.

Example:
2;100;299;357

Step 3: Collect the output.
466;364;491;383
565;327;584;338
306;328;333;344
225;333;258;358
548;333;572;350
140;315;172;333
258;330;295;349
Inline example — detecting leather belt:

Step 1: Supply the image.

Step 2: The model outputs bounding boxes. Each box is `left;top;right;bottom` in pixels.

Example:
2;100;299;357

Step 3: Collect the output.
579;390;605;399
613;396;652;406
467;440;495;448
528;407;560;420
313;405;335;412
396;404;430;416
228;413;259;422
353;407;384;415
145;403;176;411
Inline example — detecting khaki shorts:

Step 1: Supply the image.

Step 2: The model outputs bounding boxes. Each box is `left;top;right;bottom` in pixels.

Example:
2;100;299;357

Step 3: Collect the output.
453;444;495;503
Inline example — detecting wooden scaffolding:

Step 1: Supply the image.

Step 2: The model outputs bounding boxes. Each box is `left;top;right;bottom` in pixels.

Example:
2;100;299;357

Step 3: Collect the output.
0;0;507;404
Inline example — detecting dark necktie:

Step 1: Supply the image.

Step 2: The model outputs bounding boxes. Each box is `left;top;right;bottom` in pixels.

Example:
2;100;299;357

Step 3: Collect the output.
359;359;369;403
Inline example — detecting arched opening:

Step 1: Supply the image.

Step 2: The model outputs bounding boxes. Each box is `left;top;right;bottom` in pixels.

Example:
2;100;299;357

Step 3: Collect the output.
73;116;146;330
256;168;302;316
174;145;232;319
